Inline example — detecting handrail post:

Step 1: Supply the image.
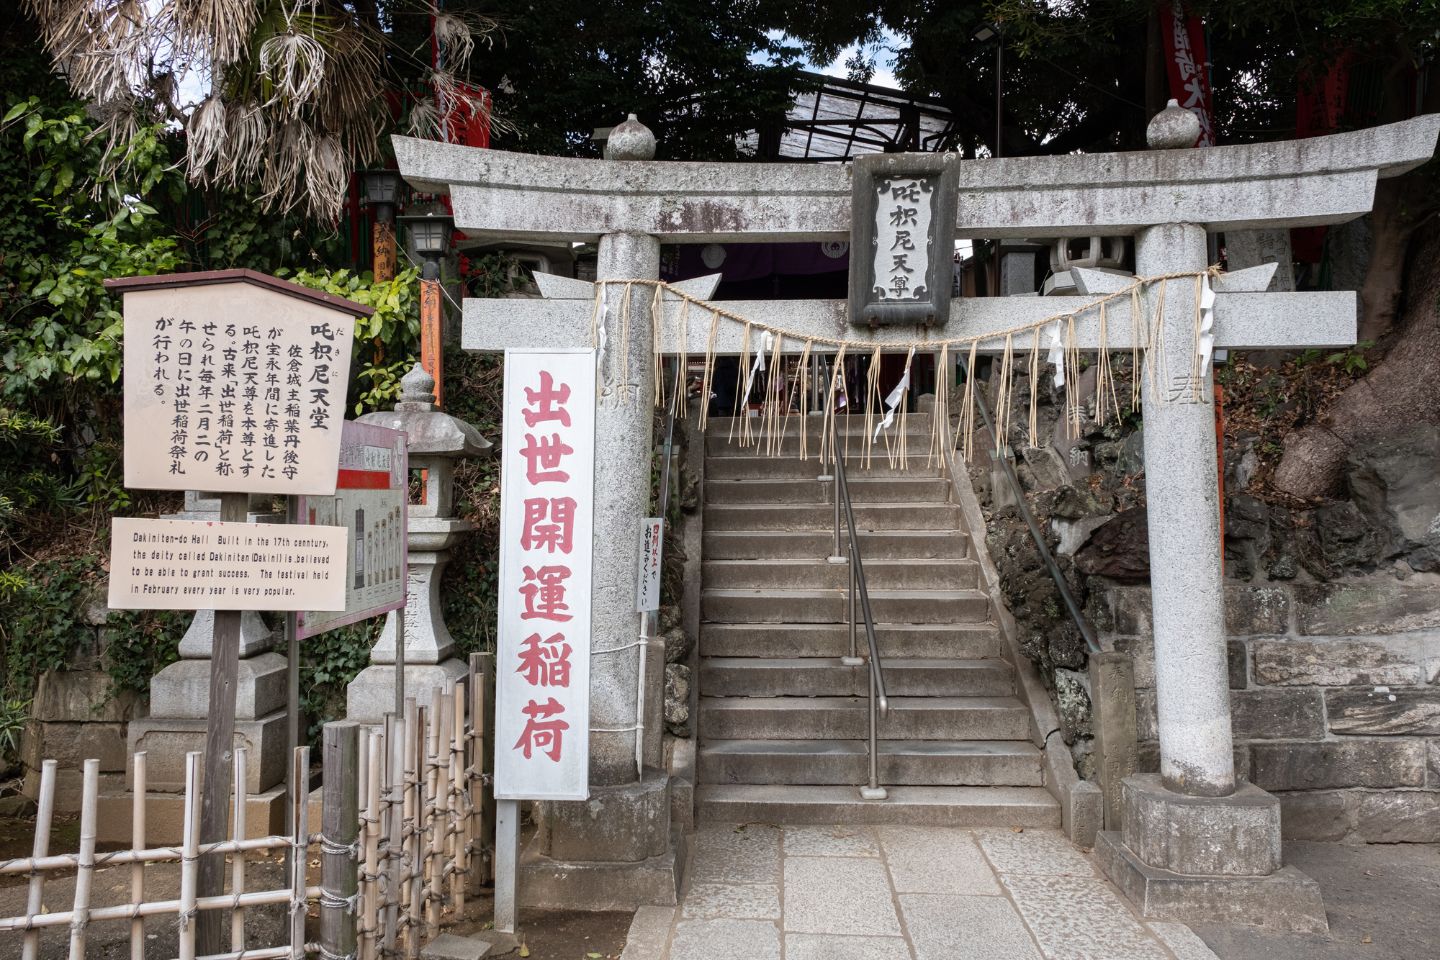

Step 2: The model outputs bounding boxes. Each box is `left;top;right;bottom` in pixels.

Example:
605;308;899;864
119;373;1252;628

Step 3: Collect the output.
860;665;887;800
841;553;861;666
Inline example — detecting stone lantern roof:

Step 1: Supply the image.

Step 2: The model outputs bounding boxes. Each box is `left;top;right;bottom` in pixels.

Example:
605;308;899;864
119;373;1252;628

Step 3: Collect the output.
357;363;491;458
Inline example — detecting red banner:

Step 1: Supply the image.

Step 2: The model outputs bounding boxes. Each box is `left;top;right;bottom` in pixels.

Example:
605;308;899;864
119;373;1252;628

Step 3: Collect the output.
1161;2;1215;146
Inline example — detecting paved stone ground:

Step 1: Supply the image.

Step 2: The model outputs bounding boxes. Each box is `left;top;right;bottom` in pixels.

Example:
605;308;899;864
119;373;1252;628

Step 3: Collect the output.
634;823;1219;960
1192;840;1440;960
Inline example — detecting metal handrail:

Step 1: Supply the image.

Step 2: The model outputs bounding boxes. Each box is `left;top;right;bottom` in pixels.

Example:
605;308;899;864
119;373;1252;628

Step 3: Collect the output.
955;358;1101;655
826;414;890;801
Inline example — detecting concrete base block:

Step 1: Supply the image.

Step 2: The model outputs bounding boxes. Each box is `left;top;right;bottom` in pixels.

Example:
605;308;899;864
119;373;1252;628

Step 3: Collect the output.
1120;773;1281;876
535;772;671;863
420;932;492;960
1096;830;1328;933
346;659;467;724
148;653;288;720
98;786;288;844
517;827;686;912
127;711;289;794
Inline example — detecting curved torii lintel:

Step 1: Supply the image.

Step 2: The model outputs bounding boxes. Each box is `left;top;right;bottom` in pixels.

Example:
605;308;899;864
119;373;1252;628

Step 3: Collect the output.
393;115;1440;244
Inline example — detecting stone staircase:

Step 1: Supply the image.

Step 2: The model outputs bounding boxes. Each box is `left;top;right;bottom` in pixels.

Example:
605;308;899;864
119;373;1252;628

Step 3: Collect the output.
694;414;1061;826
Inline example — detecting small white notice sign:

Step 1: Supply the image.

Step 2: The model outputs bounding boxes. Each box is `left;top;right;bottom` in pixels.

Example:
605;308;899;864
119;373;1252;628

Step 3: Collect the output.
107;517;347;612
495;349;596;802
636;517;663;613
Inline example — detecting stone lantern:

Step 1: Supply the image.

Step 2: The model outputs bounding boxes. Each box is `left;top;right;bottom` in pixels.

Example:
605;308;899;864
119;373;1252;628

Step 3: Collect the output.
346;363;491;722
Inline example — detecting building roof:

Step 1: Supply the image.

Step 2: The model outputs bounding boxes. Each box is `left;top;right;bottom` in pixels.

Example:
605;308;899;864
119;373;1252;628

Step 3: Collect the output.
746;71;958;162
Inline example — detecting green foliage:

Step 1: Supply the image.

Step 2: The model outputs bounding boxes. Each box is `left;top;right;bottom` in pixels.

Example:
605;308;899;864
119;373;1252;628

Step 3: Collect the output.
0;553;185;704
283;266;423;414
439;349;505;656
0;408;68;556
0;696;28;768
456;0;802;159
299;620;379;743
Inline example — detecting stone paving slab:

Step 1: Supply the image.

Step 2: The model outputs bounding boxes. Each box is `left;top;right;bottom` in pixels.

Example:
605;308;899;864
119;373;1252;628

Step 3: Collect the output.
783;824;880;858
901;892;1044;960
1001;873;1172;960
784;933;913;960
976;826;1098;876
879;824;1002;895
679;881;780;920
687;823;781;884
784;856;903;936
643;824;1221;960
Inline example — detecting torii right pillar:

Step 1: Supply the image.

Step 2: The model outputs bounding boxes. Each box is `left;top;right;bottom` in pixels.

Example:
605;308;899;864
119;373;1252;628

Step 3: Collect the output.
1095;104;1326;931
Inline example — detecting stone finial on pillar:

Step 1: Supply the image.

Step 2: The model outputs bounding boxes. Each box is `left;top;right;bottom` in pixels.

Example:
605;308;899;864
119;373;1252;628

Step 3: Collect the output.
346;363;492;723
1146;98;1202;150
604;114;657;161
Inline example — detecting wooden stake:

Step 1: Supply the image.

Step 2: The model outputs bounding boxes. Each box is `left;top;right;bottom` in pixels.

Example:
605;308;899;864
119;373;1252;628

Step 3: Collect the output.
198;491;249;955
320;722;360;960
21;758;56;960
67;758;99;960
131;752;147;960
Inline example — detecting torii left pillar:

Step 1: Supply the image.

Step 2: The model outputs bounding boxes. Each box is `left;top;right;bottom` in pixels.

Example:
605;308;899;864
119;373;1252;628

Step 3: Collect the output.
517;117;678;910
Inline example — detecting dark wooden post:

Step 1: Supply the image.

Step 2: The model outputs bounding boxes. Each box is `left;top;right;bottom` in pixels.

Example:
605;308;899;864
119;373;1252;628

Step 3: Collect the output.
197;490;251;954
321;721;361;960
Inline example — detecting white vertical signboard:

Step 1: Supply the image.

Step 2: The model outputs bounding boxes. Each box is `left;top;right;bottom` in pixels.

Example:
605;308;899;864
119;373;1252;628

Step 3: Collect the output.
636;518;663;613
495;350;596;801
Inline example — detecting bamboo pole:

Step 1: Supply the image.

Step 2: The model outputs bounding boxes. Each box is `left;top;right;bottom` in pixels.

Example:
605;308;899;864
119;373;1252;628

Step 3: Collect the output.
289;746;310;960
426;688;448;936
407;702;424;960
132;751;147;960
449;680;466;921
320;722;359;960
179;752;203;960
230;746;248;952
0;886;325;932
383;711;403;958
21;758;56;960
364;727;383;960
0;837;293;875
66;758;100;960
356;729;371;960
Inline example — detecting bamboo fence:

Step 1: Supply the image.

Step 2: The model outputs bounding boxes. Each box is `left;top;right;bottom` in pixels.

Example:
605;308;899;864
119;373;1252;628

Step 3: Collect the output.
0;653;495;960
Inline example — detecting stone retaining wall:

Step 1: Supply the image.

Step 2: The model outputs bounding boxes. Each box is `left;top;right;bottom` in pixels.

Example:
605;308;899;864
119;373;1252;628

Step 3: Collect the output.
1095;573;1440;842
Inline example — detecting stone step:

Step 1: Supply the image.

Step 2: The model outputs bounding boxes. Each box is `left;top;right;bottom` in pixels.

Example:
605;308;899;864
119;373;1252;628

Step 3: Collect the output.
697;739;1045;787
699;623;1004;659
704;502;962;533
702;558;978;591
698;696;1031;741
706;432;937;457
703;530;969;561
706;415;932;438
695;784;1061;827
699;658;1014;698
707;454;946;481
702;588;989;624
705;476;951;505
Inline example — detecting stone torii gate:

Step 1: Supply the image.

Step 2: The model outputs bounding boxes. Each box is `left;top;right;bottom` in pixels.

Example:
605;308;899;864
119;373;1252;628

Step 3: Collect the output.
394;111;1440;919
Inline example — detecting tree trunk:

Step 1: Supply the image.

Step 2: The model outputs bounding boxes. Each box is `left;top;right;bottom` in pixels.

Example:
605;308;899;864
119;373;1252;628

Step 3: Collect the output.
1272;214;1440;498
1357;178;1423;342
